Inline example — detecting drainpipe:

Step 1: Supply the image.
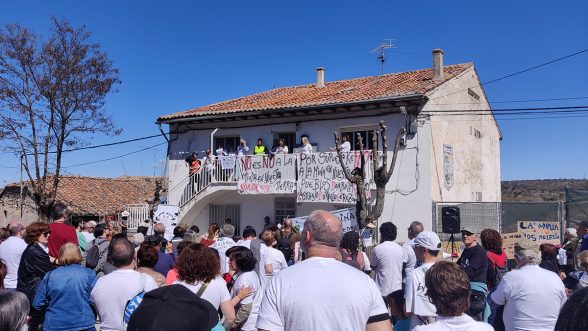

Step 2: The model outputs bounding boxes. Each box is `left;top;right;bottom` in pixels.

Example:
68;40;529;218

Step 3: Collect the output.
210;128;219;152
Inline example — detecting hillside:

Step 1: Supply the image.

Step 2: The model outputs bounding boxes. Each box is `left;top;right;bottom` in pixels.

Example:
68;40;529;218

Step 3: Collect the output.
501;179;588;202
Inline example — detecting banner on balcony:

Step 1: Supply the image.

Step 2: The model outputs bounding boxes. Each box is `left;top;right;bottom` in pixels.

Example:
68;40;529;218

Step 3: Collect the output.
237;155;296;194
296;151;371;203
290;207;359;233
219;156;237;170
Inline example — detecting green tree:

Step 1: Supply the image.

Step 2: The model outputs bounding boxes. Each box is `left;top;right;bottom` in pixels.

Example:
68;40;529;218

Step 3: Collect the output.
0;18;121;219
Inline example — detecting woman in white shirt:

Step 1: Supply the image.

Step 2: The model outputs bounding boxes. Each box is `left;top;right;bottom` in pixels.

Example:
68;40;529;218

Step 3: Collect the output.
226;246;262;331
301;136;312;154
261;230;288;279
275;139;289;154
174;243;251;331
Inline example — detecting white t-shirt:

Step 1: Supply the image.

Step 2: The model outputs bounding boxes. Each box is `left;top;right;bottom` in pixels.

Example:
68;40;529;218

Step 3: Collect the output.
266;246;288;277
256;257;389;331
302;143;312;154
174;276;231;309
405;262;437;328
91;269;158;331
490;265;566;331
340;141;351;152
210;237;236;274
0;236;27;289
415;315;494;331
82;231;95;243
362;251;371;272
371;241;406;295
232;271;262;331
238;239;271;288
402;240;417;277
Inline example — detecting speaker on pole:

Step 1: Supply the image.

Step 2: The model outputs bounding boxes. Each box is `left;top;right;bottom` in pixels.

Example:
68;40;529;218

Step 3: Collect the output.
441;206;461;234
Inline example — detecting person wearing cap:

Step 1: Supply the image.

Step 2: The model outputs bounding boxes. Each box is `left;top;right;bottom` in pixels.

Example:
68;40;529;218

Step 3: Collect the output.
0;221;27;289
456;226;489;321
414;261;493;331
490;242;567;331
405;231;441;329
127;284;220;331
210;223;237;274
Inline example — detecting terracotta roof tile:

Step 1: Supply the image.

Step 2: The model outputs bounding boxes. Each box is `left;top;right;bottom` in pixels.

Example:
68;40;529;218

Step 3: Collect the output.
159;63;472;121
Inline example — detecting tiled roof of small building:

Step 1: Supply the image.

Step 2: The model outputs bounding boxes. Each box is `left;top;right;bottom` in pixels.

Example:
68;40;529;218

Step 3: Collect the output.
159;63;472;121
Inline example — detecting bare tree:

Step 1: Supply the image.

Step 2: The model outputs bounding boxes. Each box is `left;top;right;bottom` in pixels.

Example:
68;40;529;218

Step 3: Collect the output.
334;121;405;229
0;18;120;219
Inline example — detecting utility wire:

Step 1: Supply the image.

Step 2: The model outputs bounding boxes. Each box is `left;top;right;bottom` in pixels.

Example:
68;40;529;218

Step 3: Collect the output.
429;47;588;101
62;142;166;168
29;133;167;156
428;96;588;106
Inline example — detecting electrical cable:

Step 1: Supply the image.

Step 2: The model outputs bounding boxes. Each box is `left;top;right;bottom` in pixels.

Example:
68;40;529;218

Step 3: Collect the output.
428;96;588;106
29;133;167;155
62;142;166;168
429;47;588;101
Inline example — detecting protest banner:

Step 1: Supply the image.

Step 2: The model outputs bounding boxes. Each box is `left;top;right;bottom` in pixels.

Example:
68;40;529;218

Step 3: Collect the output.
289;207;359;233
237;155;296;194
501;221;560;258
219;155;236;170
296;151;371;203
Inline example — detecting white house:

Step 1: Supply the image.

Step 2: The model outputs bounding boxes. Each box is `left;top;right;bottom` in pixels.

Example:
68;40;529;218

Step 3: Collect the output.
157;49;501;241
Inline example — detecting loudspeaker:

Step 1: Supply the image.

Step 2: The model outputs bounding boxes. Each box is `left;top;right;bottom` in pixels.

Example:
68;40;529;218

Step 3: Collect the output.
441;206;461;233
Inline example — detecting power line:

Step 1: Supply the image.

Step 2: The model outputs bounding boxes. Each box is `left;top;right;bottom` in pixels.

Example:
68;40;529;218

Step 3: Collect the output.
427;96;588;106
29;133;166;155
62;142;166;168
422;105;588;114
429;47;588;101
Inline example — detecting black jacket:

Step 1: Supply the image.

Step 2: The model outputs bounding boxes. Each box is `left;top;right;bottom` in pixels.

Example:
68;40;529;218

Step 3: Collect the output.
17;243;55;302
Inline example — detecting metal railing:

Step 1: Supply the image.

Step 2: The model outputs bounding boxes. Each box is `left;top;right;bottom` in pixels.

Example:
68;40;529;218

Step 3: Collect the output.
125;204;150;230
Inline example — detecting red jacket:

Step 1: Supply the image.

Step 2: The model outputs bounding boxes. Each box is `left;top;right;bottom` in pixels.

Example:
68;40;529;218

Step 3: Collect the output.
47;222;78;258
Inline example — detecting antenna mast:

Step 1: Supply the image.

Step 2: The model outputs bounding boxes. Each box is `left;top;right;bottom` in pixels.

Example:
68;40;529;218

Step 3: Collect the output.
371;39;395;75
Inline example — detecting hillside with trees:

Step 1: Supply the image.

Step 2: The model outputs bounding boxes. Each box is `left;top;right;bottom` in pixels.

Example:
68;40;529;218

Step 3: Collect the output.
502;179;588;202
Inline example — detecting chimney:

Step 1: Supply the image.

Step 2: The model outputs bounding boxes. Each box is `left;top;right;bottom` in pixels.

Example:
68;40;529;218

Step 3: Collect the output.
316;67;325;88
432;49;444;80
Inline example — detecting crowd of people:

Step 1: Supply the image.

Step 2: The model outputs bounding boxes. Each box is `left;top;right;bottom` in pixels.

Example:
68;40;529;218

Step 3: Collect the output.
1;203;588;330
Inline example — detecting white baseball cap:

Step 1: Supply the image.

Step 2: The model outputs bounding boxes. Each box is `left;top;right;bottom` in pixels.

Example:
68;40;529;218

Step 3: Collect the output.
414;231;442;251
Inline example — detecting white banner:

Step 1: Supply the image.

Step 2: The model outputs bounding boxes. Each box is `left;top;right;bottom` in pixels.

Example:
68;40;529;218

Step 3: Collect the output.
290;207;359;233
237;155;296;194
219;155;237;170
152;204;180;241
296;151;371;203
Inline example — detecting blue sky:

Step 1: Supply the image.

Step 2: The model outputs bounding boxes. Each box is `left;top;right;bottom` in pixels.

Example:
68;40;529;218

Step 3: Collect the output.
0;0;587;185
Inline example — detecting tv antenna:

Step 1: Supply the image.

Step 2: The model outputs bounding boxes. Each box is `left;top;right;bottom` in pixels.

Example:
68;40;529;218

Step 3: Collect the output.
371;39;395;75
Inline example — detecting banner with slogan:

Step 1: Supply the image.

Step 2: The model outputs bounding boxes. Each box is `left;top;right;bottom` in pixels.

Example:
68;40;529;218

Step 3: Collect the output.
501;221;560;258
289;207;359;233
237;155;296;194
219;155;237;170
296;151;372;203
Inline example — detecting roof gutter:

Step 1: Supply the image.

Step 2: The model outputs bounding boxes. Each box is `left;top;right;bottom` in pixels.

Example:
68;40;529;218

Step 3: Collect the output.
156;94;426;124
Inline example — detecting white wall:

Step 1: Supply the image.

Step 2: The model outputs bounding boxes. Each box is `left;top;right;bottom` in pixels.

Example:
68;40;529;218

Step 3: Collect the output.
167;111;433;242
424;66;502;203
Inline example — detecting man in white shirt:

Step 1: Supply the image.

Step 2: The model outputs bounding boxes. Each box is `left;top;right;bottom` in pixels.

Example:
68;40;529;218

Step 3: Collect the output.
415;261;493;331
371;222;406;296
490;242;567;331
405;231;441;329
257;210;391;331
0;222;27;289
237;227;273;288
210;224;236;274
403;221;423;280
81;220;96;243
91;238;158;331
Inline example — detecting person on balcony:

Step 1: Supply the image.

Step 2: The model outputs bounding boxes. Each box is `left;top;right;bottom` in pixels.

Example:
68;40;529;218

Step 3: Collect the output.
254;138;269;156
237;139;249;156
301;136;312;154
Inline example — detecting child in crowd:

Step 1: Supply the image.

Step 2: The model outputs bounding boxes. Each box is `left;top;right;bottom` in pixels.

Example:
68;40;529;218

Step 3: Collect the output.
386;290;410;331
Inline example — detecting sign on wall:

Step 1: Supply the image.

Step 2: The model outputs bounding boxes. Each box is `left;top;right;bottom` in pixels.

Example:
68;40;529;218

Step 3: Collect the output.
296;152;371;203
237;155;296;194
443;144;454;190
289;207;359;233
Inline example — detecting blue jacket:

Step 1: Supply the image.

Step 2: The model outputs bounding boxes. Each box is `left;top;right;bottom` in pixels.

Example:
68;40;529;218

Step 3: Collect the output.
33;264;97;331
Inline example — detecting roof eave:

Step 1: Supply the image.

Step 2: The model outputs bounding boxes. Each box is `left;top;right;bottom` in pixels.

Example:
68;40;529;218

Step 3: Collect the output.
156;93;427;124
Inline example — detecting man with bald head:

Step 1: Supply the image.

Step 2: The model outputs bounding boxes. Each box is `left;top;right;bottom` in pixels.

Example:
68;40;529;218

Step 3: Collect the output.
0;221;27;289
149;223;175;276
257;210;391;331
278;218;300;266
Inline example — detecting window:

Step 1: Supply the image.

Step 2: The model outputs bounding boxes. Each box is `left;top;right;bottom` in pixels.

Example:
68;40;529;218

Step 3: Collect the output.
214;136;240;154
209;204;240;235
274;132;296;153
274;197;296;223
341;129;378;151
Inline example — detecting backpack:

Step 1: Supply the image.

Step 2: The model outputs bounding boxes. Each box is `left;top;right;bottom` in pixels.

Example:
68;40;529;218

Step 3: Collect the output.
277;232;294;261
85;239;109;271
487;252;509;287
121;273;147;330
